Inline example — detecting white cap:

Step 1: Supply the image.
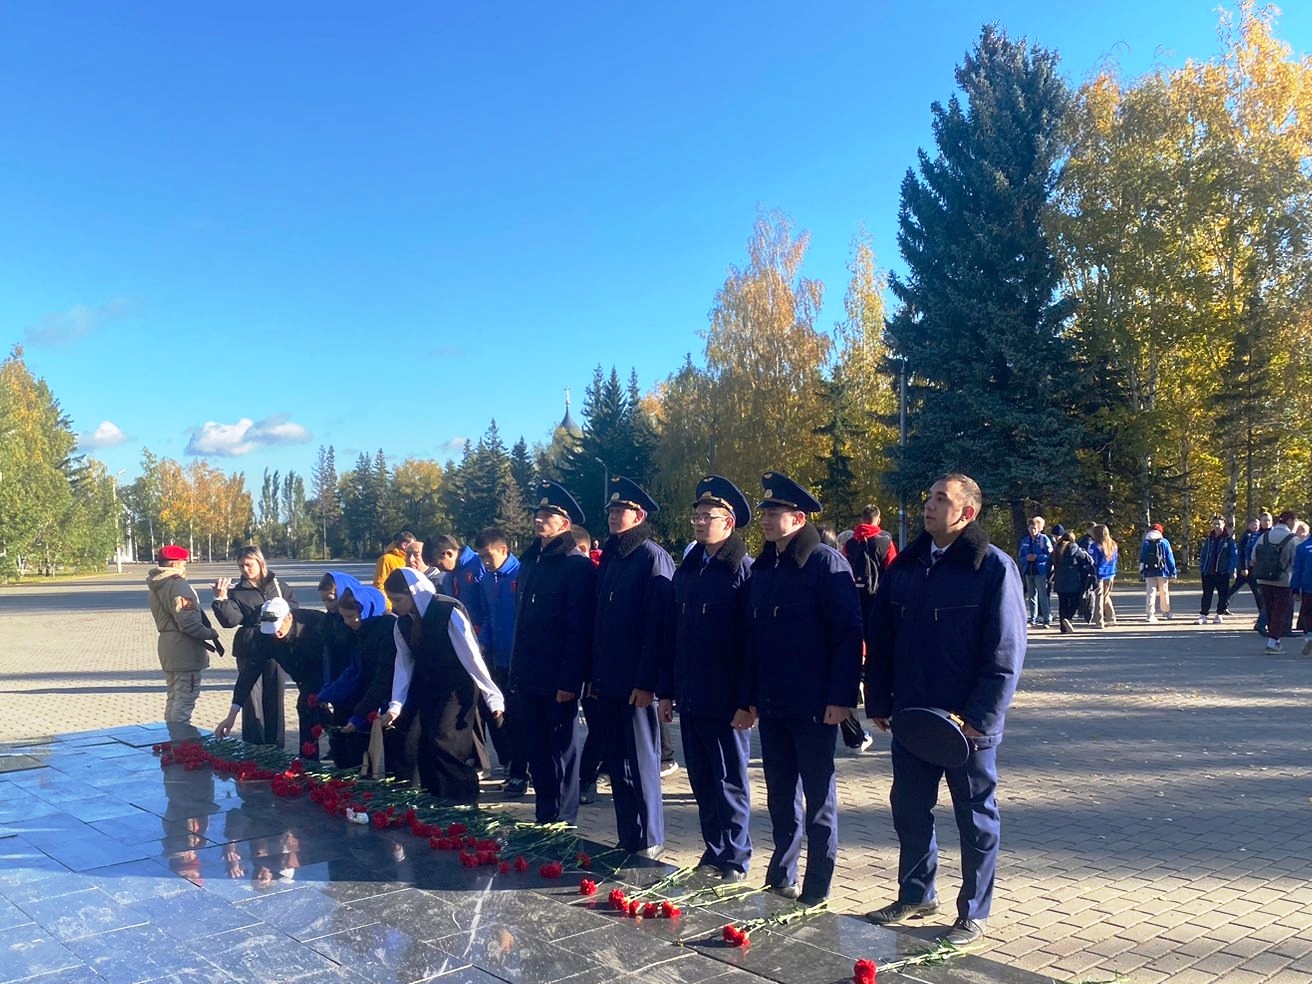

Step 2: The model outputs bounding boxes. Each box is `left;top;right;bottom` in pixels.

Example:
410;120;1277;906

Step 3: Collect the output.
259;597;292;633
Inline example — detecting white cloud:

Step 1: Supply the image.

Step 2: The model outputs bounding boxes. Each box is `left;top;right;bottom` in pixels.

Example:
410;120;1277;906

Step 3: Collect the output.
25;298;132;347
439;437;468;453
185;413;312;457
78;420;129;450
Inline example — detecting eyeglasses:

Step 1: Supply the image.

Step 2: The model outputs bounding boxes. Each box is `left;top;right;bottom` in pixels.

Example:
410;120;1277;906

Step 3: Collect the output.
690;514;731;526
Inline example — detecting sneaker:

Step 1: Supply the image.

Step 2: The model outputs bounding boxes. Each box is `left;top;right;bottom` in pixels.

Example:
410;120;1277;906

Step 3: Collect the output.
942;917;987;946
864;899;940;925
578;781;598;805
1147;615;1158;624
503;778;528;797
768;883;801;901
1195;615;1208;625
1161;612;1174;620
1213;614;1224;624
1303;635;1312;657
845;732;874;755
1059;618;1073;633
722;869;747;883
659;761;679;778
632;844;664;861
858;732;874;753
1268;643;1284;655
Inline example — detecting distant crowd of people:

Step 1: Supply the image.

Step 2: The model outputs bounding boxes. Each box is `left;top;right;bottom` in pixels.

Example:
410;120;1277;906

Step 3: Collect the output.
1010;510;1312;655
146;470;1030;946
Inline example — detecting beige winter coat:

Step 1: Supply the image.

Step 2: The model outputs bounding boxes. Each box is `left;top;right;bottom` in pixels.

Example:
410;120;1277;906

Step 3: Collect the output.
147;566;216;672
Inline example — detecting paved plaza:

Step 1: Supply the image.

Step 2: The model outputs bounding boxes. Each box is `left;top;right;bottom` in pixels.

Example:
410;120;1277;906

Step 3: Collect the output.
2;563;1311;983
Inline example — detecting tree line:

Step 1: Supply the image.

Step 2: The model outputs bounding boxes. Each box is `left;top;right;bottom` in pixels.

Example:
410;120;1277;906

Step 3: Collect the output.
3;4;1309;577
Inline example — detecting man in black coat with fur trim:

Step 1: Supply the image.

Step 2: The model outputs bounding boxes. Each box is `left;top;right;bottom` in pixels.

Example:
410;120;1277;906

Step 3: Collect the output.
742;472;863;906
591;476;675;857
658;475;755;881
864;473;1026;946
510;480;597;825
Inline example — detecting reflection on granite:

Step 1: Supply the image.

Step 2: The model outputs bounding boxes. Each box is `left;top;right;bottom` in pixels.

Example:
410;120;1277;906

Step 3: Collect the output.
0;753;44;774
0;728;1055;984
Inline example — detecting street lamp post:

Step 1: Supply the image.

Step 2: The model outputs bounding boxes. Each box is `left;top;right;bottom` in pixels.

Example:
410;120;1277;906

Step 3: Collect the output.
112;469;126;573
594;456;609;520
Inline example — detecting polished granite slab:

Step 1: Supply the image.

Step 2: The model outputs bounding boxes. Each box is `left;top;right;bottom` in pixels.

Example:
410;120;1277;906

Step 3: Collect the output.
0;728;1055;984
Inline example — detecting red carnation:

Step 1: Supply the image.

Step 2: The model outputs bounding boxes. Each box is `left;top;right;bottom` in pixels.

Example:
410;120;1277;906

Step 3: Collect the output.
609;889;628;910
579;878;597;896
625;899;640;918
722;925;748;947
498;861;510;874
310;724;324;739
539;861;563;879
577;851;591;869
514;856;529;872
642;902;659;919
660;900;681;918
447;822;467;836
306;693;320;709
854;959;877;984
300;742;317;758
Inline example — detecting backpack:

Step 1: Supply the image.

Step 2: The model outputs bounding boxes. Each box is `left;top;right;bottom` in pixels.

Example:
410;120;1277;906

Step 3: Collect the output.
846;532;892;597
1252;532;1293;581
1143;537;1168;572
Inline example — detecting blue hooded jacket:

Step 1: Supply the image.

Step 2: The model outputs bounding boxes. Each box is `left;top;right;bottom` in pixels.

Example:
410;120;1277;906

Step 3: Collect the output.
321;570;365;682
317;584;397;729
1016;532;1053;576
476;552;521;671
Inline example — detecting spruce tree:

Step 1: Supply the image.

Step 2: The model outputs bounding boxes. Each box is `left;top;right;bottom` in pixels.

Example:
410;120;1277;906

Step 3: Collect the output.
888;25;1081;538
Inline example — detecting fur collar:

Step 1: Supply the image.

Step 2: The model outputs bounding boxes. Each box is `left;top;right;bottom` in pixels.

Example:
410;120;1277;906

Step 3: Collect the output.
677;530;748;574
526;531;577;563
897;521;991;570
605;520;654;560
757;521;822;568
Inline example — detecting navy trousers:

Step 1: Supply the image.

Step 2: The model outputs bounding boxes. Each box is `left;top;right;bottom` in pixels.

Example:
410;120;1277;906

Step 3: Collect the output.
681;711;752;873
758;714;838;899
519;694;580;824
594;696;664;851
889;739;1000;921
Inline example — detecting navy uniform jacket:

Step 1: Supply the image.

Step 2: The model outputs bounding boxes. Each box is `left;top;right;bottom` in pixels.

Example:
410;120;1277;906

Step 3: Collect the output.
746;522;863;720
864;521;1026;748
661;531;753;718
510;532;597;698
592;522;675;698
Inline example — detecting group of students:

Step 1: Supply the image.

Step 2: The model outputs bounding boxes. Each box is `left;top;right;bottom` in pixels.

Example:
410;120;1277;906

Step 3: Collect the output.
147;468;1025;947
1016;517;1120;632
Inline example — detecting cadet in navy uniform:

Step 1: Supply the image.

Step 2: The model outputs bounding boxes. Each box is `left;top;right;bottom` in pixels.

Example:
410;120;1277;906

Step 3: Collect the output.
591;476;675;858
659;475;754;881
742;473;863;905
864;473;1026;946
510;480;597;824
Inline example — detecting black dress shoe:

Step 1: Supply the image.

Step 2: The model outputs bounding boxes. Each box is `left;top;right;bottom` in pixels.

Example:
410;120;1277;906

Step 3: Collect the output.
864;898;940;925
942;917;987;945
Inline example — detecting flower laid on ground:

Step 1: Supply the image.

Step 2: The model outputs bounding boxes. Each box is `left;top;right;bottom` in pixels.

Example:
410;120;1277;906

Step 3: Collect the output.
577;851;591;869
539;861;564;879
722;924;749;947
854;958;877;984
579;878;597;896
514;855;529;873
660;900;681;918
301;741;317;757
498;861;510;874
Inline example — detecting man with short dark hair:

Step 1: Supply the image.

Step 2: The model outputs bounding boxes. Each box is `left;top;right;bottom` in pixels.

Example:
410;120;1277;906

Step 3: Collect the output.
473;527;524;790
742;472;863;906
1253;509;1301;655
865;473;1026;946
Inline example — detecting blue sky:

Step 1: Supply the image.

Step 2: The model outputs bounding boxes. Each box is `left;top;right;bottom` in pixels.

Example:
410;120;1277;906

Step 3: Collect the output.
3;1;1308;483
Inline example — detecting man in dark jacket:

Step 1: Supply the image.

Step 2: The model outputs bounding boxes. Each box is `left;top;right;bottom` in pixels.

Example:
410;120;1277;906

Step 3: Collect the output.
214;599;327;758
591;477;675;857
742;472;863;906
659;475;754;880
1197;516;1238;624
865;473;1026;946
509;480;596;824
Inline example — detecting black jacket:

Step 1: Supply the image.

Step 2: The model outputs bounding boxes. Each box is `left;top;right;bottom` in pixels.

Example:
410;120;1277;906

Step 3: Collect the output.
746;523;864;720
663;531;753;718
233;609;327;705
211;572;297;660
592;522;675;698
510;533;597;698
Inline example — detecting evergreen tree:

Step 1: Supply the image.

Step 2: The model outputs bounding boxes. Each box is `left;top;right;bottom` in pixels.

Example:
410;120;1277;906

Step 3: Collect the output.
508;437;535;502
310;445;341;559
888;26;1080;539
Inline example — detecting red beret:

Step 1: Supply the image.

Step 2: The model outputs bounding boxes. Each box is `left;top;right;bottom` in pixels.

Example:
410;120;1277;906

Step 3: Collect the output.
158;545;189;562
1150;523;1163;533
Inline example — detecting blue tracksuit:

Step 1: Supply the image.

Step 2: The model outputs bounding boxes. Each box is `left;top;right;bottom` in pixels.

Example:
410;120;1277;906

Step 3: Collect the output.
746;522;863;900
662;531;753;873
866;522;1027;921
592;522;675;852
